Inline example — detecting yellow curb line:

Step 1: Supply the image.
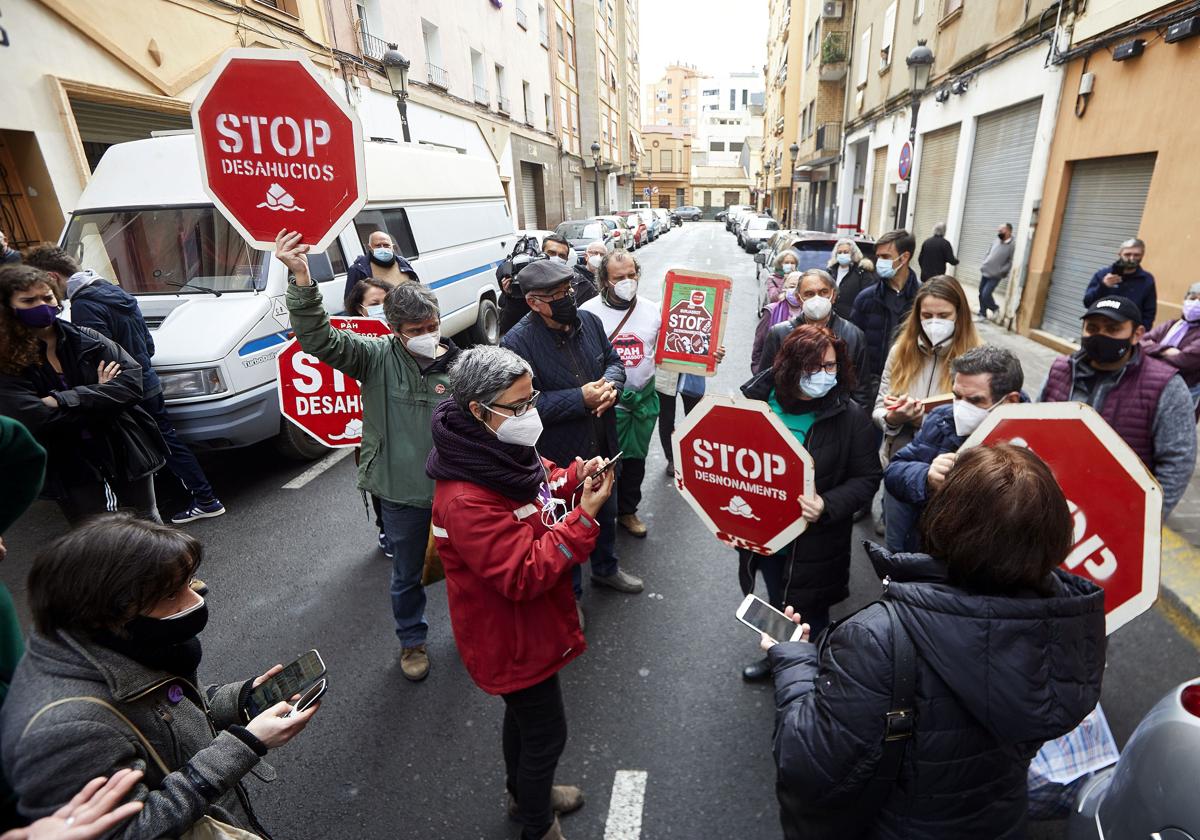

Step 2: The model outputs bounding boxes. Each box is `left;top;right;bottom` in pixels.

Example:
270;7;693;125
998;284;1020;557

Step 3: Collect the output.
1159;526;1200;650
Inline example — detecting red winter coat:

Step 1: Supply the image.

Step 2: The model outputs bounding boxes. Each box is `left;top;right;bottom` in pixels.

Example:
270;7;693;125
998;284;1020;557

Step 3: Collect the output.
431;459;599;695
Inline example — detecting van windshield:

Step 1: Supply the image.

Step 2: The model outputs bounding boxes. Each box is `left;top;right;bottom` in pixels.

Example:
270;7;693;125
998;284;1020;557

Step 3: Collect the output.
61;206;269;295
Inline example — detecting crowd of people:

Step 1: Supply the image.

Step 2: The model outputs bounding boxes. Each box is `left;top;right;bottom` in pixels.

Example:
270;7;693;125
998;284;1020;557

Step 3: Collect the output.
0;213;1195;840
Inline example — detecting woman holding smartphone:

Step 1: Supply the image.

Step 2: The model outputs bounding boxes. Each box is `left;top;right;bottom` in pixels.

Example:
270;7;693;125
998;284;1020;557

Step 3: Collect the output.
738;325;881;682
427;346;614;840
1;515;318;838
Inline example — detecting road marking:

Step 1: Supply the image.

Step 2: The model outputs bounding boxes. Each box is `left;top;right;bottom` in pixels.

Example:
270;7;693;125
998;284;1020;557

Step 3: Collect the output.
283;448;354;489
604;770;648;840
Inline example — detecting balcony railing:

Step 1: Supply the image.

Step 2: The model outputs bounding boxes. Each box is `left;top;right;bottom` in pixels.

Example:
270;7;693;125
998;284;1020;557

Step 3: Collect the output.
473;83;490;106
498;96;511;114
359;29;388;62
426;63;449;89
774;115;785;135
516;7;528;28
821;31;847;64
815;122;841;153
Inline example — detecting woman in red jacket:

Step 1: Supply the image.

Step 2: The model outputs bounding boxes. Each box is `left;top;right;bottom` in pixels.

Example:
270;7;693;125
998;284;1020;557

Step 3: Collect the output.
426;345;614;840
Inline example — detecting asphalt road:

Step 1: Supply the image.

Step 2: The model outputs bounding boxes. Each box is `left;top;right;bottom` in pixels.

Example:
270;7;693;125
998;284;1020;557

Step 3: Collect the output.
2;221;1199;839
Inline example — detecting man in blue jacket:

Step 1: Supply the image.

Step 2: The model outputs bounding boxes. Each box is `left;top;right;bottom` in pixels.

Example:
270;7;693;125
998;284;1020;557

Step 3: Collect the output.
22;245;224;524
883;345;1024;551
501;260;644;617
1082;238;1156;329
342;230;419;304
851;229;920;405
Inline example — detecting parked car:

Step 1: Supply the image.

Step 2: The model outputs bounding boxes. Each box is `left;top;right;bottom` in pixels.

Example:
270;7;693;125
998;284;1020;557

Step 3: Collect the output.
715;210;728;222
734;210;760;246
554;219;615;258
594;214;636;250
637;210;661;242
614;210;648;248
675;205;703;222
1067;679;1200;839
652;208;672;234
753;230;876;314
725;205;753;231
740;215;781;253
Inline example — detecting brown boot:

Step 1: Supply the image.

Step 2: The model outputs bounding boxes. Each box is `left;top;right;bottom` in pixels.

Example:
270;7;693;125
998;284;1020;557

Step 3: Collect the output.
400;644;429;681
539;818;565;840
507;785;585;820
618;513;648;537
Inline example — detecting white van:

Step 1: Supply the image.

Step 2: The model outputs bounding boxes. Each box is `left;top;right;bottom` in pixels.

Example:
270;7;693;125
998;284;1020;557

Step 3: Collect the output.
61;134;510;459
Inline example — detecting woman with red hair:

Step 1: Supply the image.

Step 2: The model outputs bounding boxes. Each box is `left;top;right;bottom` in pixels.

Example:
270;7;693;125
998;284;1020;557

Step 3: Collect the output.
738;324;881;681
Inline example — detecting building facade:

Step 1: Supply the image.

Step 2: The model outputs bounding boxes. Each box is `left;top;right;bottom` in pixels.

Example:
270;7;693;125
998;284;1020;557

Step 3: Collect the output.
835;0;1061;320
641;63;704;133
762;0;806;223
1016;0;1200;347
634;126;691;209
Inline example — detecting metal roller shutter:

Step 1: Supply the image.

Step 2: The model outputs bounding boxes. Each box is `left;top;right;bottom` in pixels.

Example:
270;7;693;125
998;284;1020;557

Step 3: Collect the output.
868;146;888;238
70;99;191;144
911;123;961;246
1039;154;1157;339
956;99;1042;296
519;162;540;229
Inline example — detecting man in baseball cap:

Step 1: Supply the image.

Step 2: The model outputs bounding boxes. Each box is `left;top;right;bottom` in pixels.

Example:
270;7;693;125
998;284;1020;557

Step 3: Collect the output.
1040;295;1196;516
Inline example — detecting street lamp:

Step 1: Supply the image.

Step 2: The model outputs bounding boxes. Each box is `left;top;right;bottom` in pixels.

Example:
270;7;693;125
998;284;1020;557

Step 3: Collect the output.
753;170;761;211
897;39;935;227
381;44;412;143
591;140;602;215
788;142;799;227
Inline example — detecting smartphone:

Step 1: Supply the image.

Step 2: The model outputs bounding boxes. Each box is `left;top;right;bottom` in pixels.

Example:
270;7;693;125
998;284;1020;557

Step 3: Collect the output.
575;451;624;495
284;678;327;718
735;594;806;643
245;650;326;719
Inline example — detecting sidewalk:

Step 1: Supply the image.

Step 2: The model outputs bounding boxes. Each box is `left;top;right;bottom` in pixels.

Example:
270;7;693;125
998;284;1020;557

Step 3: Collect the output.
969;302;1200;630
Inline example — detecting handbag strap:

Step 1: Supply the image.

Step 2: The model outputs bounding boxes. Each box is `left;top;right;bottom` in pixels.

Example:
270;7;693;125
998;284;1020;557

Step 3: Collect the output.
606;298;638;343
23;696;172;777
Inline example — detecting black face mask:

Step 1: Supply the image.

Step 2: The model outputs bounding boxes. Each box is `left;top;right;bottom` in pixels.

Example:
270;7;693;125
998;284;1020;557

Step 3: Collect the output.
1115;259;1140;272
1082;333;1133;365
98;601;209;676
548;294;578;325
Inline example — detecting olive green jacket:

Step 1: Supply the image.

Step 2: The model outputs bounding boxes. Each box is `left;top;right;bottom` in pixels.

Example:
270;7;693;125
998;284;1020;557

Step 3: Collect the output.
285;283;455;507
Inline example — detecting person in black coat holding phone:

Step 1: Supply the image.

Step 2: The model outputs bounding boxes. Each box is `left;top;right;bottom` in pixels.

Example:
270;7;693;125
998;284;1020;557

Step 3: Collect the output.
739;325;881;681
0;265;165;523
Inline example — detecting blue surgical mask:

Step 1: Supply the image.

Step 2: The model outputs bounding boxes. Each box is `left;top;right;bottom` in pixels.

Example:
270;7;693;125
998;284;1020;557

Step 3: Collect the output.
876;258;896;279
372;248;395;264
836;253;852;266
366;303;386;319
799;369;837;398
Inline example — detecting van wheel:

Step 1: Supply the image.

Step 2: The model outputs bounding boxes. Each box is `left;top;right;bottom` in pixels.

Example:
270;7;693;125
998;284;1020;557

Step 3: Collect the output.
274;421;330;461
467;298;501;345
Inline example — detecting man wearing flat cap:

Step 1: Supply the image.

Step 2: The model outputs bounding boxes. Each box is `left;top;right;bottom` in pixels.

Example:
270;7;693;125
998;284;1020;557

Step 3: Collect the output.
1040;295;1196;516
501;260;645;624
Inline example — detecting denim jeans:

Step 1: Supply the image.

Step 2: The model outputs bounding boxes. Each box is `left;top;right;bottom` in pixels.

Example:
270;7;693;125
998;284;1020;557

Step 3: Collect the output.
979;275;1002;316
141;393;216;503
883;489;920;553
379;501;431;647
572;491;618;597
502;673;568;840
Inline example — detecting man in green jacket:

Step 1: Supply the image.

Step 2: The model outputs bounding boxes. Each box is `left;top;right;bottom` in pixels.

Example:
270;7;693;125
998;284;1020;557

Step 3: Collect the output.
277;230;458;683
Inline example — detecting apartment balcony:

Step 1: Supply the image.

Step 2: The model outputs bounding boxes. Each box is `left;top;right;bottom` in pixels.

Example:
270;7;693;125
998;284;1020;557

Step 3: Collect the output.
498;96;512;115
426;63;449;90
473;84;490;106
774;115;785;136
516;7;528;28
819;32;848;81
359;29;388;62
815;122;841;153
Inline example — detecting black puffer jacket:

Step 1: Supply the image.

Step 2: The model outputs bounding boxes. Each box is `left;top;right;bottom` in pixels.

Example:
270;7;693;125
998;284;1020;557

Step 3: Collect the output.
768;545;1106;840
739;373;882;610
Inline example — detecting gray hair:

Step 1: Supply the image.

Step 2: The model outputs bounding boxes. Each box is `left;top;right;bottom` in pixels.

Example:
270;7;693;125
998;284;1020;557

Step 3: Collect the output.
598;249;638;287
826;238;864;270
383;282;440;331
950;345;1024;402
773;249;799;272
799;268;835;290
1187;282;1200;298
932;223;947;237
449;346;532;414
1120;237;1146;251
586;240;608;254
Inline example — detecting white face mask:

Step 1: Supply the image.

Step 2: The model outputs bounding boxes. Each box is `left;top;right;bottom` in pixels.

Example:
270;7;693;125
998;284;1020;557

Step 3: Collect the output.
612;279;638;301
953;398;993;438
802;295;832;322
588;255;603;270
403;330;441;358
366;303;386;319
781;263;797;274
548;255;568;265
922;317;956;347
486;406;544;446
836;253;852;266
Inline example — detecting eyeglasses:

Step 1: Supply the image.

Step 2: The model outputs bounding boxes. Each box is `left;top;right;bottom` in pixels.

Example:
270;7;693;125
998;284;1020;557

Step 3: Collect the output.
532;287;575;304
807;362;838;374
489;389;541;416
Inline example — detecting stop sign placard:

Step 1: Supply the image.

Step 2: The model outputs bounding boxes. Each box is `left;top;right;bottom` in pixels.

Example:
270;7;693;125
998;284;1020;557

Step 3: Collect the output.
276;317;392;448
191;48;366;252
961;402;1162;634
672;395;815;555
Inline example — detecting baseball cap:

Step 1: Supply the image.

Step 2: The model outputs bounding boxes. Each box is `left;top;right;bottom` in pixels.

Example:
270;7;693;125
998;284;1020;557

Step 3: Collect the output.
1081;296;1140;323
515;258;574;293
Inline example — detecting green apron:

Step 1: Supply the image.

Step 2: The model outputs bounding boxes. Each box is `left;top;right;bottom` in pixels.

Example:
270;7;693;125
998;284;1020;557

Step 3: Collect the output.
615;379;661;459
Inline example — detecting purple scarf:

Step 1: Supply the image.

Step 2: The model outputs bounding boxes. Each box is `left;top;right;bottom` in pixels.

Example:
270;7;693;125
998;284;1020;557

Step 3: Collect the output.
768;297;798;328
426;399;546;501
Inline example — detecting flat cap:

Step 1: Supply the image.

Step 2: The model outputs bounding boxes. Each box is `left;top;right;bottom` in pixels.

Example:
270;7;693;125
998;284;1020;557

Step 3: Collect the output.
516;258;574;292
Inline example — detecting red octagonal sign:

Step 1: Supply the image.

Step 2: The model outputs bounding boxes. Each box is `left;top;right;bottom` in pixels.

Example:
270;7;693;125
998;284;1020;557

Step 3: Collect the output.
191;49;366;252
277;317;393;448
672;396;815;555
962;402;1162;635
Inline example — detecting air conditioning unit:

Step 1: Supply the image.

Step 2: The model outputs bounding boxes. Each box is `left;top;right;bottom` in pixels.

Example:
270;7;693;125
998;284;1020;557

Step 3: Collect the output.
822;1;844;18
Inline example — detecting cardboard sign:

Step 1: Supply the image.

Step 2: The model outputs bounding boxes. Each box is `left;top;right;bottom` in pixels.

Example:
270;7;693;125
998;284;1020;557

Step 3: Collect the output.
654;269;732;375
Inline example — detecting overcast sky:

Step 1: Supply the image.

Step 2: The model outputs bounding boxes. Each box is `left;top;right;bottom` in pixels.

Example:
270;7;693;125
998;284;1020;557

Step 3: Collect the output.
638;0;768;83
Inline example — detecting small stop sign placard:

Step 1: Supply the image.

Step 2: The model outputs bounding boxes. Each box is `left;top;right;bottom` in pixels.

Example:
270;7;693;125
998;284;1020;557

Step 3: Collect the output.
191;48;366;252
276;317;392;448
672;395;814;555
961;402;1163;635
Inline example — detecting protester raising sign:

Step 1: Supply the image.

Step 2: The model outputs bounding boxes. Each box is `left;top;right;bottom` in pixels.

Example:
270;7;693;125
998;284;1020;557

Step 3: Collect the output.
653;270;732;375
